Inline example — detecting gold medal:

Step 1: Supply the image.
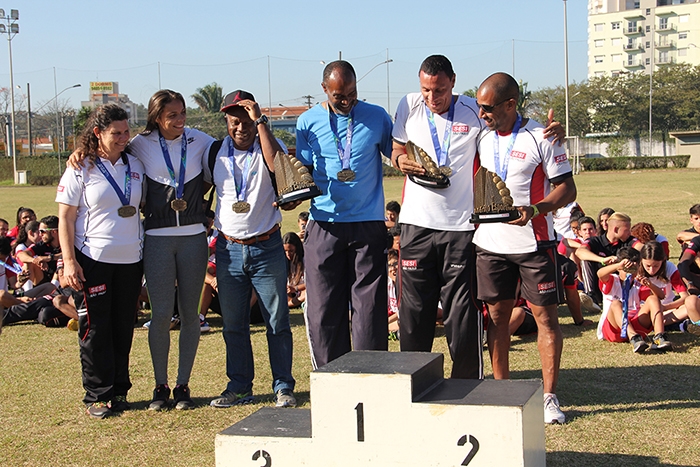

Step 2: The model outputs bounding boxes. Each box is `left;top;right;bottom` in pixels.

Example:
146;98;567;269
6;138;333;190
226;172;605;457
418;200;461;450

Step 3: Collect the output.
337;169;356;182
439;166;453;177
171;199;187;212
118;206;137;218
232;201;251;213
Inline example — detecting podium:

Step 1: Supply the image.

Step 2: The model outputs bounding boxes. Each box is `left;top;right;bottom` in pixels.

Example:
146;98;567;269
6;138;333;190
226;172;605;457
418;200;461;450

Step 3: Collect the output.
215;351;545;466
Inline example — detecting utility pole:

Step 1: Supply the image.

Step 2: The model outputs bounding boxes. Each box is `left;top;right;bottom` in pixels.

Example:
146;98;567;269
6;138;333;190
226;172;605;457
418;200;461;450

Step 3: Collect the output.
302;95;314;108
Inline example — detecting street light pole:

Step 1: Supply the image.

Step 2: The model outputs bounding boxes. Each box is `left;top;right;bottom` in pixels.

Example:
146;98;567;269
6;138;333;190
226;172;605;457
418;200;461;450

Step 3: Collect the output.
0;8;19;183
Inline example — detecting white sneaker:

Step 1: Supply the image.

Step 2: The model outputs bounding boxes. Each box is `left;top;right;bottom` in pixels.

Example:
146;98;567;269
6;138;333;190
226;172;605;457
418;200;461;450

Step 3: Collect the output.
544;393;565;424
578;291;601;313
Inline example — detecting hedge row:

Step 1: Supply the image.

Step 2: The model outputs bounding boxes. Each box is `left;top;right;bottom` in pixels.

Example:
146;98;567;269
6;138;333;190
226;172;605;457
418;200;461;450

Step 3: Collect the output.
579;155;690;171
0;154;693;185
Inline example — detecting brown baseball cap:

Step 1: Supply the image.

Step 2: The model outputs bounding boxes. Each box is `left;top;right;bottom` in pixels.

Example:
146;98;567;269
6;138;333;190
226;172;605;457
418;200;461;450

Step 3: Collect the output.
221;90;256;113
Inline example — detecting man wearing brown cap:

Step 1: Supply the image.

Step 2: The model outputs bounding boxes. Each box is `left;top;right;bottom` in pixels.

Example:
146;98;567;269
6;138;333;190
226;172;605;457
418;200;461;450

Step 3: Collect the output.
206;90;298;409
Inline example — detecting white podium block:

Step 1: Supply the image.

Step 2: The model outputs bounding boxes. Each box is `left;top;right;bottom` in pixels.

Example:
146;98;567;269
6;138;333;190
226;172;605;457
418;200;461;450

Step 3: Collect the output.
216;351;545;467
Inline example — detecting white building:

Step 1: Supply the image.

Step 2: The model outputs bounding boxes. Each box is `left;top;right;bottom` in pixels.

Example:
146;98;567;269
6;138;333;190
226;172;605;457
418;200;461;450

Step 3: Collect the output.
588;0;700;78
81;82;138;124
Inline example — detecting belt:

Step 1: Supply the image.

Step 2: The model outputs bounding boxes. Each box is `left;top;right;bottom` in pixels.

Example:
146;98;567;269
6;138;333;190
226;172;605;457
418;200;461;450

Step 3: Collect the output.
219;224;280;245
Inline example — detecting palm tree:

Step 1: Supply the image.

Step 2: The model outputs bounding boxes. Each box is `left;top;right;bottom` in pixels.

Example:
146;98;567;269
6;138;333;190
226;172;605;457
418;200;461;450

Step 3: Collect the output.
191;83;224;113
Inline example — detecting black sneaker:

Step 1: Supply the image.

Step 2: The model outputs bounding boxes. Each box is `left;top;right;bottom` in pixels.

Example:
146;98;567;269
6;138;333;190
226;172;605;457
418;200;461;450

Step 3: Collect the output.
110;395;131;412
652;333;673;351
86;401;112;419
630;335;648;354
173;384;195;410
148;384;171;411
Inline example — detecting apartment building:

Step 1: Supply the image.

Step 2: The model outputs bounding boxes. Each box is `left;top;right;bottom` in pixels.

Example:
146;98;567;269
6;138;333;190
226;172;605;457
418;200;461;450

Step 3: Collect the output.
588;0;700;77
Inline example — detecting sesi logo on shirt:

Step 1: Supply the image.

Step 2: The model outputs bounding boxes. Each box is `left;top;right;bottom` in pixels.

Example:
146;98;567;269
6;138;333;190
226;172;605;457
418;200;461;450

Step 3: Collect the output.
57;185;65;193
401;259;417;270
131;172;140;180
554;154;567;164
510;151;526;160
452;124;470;134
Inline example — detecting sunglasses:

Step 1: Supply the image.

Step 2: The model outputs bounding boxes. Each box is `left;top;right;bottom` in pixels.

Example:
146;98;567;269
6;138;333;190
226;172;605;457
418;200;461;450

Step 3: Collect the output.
39;228;56;234
476;98;512;113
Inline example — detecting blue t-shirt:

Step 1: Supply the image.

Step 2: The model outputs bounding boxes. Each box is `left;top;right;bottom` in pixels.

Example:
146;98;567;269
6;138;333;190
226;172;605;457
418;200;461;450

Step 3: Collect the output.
296;101;393;223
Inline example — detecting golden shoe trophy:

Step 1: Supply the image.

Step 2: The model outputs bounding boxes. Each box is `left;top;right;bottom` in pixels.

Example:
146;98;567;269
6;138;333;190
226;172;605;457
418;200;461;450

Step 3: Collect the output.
405;141;450;188
470;166;520;224
273;151;321;205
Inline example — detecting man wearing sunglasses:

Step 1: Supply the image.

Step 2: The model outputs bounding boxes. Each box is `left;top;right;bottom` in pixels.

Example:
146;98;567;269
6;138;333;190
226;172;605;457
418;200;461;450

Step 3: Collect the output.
473;72;576;424
17;215;62;288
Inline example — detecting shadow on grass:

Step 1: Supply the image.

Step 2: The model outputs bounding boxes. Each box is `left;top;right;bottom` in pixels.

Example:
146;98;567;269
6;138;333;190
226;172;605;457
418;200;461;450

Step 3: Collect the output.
548;451;697;467
511;364;700;418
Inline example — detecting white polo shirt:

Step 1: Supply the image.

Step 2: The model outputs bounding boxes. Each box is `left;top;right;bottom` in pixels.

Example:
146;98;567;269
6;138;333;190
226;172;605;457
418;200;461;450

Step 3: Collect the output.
473;119;572;255
129;128;213;236
392;93;482;231
203;136;282;239
56;153;145;264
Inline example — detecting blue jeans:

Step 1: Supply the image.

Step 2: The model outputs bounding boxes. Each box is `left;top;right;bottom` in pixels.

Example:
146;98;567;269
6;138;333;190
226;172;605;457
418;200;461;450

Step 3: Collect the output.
216;230;295;395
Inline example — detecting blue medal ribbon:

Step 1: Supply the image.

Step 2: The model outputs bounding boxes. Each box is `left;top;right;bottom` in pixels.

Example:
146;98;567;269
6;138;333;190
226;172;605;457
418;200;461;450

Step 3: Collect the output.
0;257;23;275
620;275;632;339
328;106;354;171
227;136;253;203
493;114;522;182
94;154;131;207
425;96;455;168
159;131;187;199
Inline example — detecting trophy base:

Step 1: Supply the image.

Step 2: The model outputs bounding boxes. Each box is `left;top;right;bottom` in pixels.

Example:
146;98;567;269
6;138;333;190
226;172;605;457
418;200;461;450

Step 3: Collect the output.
276;185;322;206
408;174;450;189
470;210;521;224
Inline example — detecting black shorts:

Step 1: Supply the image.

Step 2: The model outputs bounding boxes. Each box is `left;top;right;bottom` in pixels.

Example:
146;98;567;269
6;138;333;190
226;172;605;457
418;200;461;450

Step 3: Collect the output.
559;254;578;288
476;242;562;307
513;307;538;336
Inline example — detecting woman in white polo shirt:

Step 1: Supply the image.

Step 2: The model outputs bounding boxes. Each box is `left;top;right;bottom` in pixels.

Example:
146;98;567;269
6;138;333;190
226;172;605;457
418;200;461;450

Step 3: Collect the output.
57;104;145;419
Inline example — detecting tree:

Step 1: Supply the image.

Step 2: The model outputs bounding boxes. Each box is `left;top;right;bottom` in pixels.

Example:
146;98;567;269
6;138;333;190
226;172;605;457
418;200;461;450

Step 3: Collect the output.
191;83;224;113
73;106;93;137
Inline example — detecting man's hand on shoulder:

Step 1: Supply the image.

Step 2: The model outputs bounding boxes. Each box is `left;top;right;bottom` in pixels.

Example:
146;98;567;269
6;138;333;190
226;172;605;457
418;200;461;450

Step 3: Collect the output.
542;109;566;146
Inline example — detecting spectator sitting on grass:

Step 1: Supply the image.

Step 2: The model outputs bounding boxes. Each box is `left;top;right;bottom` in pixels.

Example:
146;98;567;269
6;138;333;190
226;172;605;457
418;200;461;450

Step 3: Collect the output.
283;232;306;309
385;200;401;229
676;203;700;260
596;246;672;353
297;211;309;241
631;222;669;259
0;218;8;240
596;207;615;237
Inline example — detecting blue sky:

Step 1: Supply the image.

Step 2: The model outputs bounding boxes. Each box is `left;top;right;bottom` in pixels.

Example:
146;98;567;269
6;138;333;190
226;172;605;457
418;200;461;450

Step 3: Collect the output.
1;0;588;116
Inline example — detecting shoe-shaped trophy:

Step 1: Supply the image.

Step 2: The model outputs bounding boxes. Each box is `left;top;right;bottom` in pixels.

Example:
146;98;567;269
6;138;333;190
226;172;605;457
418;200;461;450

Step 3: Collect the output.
405;141;450;188
273;151;322;205
470;166;520;224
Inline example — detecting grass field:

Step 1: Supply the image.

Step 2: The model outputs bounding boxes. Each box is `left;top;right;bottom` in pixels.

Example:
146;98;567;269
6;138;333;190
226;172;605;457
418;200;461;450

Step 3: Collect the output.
1;170;700;467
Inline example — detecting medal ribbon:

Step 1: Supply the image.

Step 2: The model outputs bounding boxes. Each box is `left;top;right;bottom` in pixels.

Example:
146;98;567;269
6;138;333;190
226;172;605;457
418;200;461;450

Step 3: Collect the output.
425;96;455;168
159;131;187;199
227;136;253;203
328;106;354;171
0;257;23;275
94;154;131;207
620;275;632;339
493;113;522;182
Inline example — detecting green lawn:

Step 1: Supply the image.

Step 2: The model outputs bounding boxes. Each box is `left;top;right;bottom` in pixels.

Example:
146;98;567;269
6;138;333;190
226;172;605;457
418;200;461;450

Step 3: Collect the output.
1;170;700;467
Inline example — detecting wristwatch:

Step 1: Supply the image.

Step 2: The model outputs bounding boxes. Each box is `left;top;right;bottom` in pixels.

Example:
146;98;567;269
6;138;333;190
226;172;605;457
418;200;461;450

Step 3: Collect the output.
255;115;269;126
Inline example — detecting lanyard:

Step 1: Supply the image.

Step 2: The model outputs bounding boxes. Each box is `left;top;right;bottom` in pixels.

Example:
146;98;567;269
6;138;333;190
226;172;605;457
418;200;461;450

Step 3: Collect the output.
0;257;22;275
94;155;131;206
328;106;354;170
493;114;522;182
159;131;187;199
227;136;253;203
620;275;632;339
425;96;455;167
